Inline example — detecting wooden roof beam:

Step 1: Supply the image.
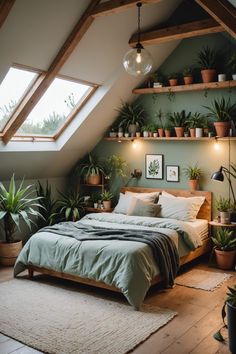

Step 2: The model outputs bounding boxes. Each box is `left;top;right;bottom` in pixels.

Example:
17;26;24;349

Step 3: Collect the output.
195;0;236;39
91;0;162;18
2;0;101;144
129;18;224;47
0;0;15;29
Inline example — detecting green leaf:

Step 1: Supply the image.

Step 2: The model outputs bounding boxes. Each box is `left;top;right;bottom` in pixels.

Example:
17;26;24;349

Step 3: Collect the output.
213;330;225;342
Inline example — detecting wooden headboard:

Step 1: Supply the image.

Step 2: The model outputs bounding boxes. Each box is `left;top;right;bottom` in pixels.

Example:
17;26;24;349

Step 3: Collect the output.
121;187;212;222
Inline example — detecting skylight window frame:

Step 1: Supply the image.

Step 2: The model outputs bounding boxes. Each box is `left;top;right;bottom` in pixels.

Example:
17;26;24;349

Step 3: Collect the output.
0;64;98;142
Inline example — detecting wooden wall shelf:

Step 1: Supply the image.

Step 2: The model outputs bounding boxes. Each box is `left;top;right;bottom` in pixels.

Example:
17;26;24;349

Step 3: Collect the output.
104;137;236;142
132;80;236;94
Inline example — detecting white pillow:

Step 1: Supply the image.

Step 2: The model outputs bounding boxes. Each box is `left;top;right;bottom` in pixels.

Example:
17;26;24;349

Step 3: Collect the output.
161;191;205;218
125;191;160;203
113;193;133;214
158;195;204;221
127;197;161;217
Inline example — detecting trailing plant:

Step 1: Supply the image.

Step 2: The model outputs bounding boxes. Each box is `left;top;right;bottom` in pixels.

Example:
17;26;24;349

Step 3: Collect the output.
0;175;43;243
36;180;57;228
55;190;85;222
203;97;236;122
100;190;114;201
211;228;236;251
183;163;202;180
215;196;231;212
169;110;191;127
116;101;145;130
78;153;104;179
197;46;218;69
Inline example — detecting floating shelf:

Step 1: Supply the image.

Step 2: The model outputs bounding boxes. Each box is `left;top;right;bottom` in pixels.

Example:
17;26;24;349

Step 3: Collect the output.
132;80;236;94
104;137;236;141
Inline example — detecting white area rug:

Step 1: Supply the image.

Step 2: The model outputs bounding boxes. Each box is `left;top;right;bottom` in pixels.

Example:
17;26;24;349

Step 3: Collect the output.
0;279;177;354
175;269;233;291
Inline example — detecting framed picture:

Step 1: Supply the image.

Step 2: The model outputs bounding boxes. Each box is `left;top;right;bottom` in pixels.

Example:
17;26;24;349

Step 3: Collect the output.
145;154;163;179
166;165;179;182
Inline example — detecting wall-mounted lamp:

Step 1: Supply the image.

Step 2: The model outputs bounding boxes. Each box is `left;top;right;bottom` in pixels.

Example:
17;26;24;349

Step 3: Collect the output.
131;169;142;179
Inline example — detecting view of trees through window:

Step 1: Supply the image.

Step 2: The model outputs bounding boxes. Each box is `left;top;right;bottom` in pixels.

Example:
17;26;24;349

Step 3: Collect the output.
0;66;95;138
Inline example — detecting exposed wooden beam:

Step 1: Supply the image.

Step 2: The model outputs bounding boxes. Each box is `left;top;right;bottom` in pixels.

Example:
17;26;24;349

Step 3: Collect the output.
195;0;236;39
91;0;162;18
129;18;224;47
0;0;15;29
2;0;101;144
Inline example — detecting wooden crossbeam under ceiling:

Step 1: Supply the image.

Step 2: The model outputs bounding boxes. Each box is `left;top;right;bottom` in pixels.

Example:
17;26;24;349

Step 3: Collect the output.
2;0;101;144
0;0;15;29
195;0;236;39
129;18;224;47
91;0;162;18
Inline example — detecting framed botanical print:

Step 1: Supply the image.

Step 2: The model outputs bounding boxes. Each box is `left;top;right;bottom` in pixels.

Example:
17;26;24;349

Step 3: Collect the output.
166;165;179;182
145;154;163;179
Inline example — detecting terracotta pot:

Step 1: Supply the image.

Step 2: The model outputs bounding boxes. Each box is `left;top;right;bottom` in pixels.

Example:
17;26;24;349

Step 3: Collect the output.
183;76;193;85
174;127;184;138
201;69;216;83
158;128;165;137
214;121;231;138
215;249;236;270
189;128;196;138
188;179;199;191
0;240;22;266
103;200;111;210
165;129;171;138
87;174;101;185
169;79;178;86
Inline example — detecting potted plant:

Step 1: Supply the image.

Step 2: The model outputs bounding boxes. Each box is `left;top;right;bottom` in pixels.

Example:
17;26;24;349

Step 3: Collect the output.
100;190;113;210
155;109;165;137
214;285;236;353
149;72;164;88
183;163;202;190
116;101;145;137
169;110;191;137
164;121;172;138
211;228;236;269
79;154;105;185
141;125;149;138
36;180;57;229
183;67;194;85
168;73;179;86
227;52;236;80
203;97;236;137
0;175;43;266
197;46;218;83
215;196;231;224
55;190;85;222
102;154;127;182
109;127;117;138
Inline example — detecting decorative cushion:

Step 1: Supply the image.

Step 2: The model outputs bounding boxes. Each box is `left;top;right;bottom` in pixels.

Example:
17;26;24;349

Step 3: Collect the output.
113;193;133;214
125;191;160;203
127;197;161;217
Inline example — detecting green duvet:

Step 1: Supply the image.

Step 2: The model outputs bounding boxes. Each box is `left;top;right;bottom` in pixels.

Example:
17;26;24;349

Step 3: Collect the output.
14;213;199;308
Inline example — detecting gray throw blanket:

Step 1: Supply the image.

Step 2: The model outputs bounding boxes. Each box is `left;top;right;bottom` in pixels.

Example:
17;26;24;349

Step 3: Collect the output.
38;222;180;287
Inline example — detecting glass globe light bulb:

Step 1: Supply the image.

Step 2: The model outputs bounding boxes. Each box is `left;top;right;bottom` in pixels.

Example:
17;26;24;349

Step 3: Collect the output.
123;44;153;77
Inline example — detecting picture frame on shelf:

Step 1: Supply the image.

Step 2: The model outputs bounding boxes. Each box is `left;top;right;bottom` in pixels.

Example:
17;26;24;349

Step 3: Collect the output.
145;154;164;180
166;165;179;182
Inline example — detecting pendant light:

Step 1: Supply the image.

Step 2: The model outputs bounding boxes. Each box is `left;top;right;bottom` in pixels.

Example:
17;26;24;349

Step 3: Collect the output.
123;2;153;76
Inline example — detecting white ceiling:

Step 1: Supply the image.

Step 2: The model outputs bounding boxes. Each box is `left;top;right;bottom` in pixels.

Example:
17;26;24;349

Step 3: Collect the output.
0;0;182;179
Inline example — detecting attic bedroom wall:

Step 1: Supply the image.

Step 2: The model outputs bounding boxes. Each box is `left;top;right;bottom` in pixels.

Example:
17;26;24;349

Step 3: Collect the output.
93;32;236;211
0;0;181;180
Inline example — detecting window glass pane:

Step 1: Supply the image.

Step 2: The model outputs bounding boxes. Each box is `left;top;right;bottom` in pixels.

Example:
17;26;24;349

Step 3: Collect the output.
17;77;93;137
0;67;37;131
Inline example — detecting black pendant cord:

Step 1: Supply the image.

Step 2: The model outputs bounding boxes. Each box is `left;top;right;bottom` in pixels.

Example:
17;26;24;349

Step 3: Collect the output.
137;2;142;44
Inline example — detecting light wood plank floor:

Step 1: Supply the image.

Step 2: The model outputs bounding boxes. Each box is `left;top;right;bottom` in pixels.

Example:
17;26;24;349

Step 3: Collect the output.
0;259;235;354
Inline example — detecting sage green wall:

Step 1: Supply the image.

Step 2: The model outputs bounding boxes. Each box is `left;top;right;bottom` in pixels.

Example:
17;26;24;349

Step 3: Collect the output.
93;33;236;216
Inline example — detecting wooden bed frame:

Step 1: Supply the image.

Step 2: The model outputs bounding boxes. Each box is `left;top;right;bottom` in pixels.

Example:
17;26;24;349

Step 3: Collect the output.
27;187;212;293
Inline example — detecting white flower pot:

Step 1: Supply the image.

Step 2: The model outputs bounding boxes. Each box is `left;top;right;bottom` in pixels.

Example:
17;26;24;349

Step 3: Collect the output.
232;74;236;80
195;128;203;137
143;131;148;137
218;73;226;82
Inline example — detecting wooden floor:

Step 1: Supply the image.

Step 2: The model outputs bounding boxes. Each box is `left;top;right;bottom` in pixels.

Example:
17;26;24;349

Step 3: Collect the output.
0;259;235;354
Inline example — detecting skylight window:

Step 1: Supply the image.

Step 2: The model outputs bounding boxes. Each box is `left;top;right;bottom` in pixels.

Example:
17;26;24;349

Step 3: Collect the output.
0;67;37;132
16;77;95;137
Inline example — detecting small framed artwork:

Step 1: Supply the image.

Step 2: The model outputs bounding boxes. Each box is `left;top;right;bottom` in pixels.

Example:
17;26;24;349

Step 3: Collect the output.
166;165;179;182
145;154;164;179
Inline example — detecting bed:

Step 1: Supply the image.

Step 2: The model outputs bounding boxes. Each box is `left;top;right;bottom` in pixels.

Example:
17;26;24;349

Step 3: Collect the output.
14;187;212;309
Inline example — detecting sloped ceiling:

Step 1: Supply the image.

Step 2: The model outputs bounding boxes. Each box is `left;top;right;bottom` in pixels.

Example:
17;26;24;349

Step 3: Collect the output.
0;0;182;179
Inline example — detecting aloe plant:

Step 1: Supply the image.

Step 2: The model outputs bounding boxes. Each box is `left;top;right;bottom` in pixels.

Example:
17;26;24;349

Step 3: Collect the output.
55;190;85;222
197;46;218;69
0;175;43;243
203;98;236;122
169;110;191;127
211;228;236;251
100;190;114;201
186;112;206;128
215;196;231;212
